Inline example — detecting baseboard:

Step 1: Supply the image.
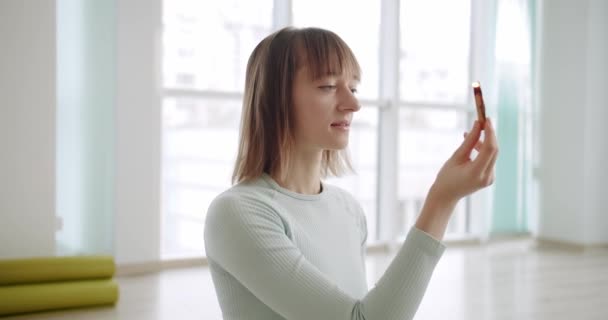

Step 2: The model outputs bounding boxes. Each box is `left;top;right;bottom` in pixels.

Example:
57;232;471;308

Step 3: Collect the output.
117;257;208;276
535;237;608;252
484;232;533;243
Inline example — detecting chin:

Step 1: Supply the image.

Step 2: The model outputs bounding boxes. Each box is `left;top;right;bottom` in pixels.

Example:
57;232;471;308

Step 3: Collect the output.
325;139;349;150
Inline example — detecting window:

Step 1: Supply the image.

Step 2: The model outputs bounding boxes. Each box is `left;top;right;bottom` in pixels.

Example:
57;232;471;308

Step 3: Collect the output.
397;108;469;235
162;97;241;257
161;0;272;258
397;0;472;237
161;0;482;258
400;0;471;104
162;0;273;92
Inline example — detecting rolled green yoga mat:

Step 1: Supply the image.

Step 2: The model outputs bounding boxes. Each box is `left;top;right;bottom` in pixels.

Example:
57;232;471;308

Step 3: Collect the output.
0;256;115;285
0;279;119;316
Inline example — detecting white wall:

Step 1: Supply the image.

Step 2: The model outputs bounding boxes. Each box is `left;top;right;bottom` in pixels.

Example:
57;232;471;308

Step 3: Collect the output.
537;0;608;245
1;0;162;264
114;0;162;264
582;0;608;244
0;0;57;258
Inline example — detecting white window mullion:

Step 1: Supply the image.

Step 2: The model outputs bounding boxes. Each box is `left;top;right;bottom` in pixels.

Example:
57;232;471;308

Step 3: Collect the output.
376;0;401;241
273;0;292;30
467;0;498;240
464;0;478;234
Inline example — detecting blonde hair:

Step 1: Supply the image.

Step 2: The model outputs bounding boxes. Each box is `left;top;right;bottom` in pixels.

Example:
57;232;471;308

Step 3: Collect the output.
232;27;361;184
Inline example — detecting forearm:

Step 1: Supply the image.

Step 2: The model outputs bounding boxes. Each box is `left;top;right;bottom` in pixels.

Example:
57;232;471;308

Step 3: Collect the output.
414;185;458;241
361;227;445;320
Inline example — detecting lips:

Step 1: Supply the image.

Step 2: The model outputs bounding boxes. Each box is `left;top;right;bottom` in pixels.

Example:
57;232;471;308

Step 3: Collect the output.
330;120;350;127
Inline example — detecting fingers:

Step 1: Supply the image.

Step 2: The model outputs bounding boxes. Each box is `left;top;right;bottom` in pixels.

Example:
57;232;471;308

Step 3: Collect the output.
486;149;498;179
453;120;482;160
463;132;483;151
472;118;499;174
481;118;499;174
474;141;482;152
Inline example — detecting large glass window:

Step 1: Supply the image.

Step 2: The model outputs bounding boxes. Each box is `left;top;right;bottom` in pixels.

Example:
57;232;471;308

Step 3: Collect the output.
163;0;273;92
400;0;471;104
162;97;241;257
397;108;469;236
161;0;271;258
398;0;472;237
161;0;481;258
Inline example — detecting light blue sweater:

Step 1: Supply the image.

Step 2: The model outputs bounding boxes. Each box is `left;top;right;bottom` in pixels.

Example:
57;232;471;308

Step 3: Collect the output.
204;173;445;319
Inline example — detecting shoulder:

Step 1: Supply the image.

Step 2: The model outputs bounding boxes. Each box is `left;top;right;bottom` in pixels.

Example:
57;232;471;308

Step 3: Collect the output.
204;184;289;257
204;183;285;238
206;183;279;224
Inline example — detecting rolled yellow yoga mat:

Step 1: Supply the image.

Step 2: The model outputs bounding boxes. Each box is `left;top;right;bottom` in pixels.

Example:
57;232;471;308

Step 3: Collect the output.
0;256;115;285
0;279;119;316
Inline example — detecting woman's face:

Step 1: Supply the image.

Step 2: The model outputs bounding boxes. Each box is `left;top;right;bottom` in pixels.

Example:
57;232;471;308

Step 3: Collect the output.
291;65;361;152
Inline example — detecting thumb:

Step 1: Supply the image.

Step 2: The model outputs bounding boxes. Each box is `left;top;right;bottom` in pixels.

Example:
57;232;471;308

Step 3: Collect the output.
453;121;481;159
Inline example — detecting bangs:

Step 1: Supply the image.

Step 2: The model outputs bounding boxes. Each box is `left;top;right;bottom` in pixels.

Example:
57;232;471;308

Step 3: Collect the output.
294;28;361;81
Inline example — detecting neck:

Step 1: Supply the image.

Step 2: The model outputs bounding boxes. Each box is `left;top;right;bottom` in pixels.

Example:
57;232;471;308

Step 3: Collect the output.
271;148;323;195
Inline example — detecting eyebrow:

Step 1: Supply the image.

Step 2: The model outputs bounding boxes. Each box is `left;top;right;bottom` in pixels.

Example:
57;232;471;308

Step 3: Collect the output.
316;72;360;82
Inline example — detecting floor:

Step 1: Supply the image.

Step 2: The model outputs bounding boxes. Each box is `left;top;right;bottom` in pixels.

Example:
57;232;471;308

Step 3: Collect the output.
4;238;608;320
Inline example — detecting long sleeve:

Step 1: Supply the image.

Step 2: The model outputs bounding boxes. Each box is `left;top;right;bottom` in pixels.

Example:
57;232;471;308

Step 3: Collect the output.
204;192;445;320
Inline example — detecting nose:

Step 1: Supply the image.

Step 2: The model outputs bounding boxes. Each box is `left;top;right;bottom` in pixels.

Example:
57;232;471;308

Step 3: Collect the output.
338;86;361;112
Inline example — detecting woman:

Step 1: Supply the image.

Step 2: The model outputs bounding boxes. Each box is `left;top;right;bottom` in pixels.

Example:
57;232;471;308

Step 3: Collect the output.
205;26;498;320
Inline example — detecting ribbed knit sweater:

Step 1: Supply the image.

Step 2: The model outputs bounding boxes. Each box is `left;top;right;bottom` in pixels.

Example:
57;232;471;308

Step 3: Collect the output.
204;173;445;319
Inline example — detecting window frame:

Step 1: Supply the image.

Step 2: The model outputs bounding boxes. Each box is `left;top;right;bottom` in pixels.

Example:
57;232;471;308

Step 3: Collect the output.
161;0;484;258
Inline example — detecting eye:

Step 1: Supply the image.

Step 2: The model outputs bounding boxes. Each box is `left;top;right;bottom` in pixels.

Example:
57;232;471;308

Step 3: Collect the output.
350;88;358;94
318;85;336;91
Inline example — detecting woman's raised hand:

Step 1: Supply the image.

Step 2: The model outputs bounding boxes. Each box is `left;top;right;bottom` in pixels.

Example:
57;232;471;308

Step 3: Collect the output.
429;118;499;206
